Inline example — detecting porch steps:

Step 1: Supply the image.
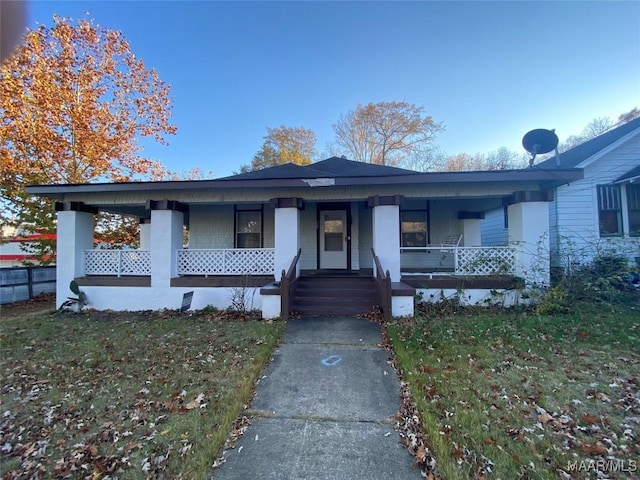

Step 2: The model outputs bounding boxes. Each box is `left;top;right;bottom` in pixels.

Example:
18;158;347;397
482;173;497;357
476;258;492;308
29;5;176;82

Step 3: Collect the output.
292;275;378;316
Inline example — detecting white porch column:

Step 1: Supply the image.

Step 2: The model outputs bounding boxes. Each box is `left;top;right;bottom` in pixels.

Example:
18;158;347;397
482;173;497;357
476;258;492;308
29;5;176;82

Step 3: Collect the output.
55;202;96;308
149;201;186;288
271;197;302;281
139;220;151;250
369;195;402;282
458;211;485;246
507;192;551;286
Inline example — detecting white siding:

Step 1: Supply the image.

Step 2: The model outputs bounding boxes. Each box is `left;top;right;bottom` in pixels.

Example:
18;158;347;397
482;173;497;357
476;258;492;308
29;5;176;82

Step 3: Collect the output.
553;133;640;264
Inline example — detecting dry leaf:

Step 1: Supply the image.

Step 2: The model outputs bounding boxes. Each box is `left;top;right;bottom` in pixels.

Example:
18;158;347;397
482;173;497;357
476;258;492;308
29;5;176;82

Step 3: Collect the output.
415;445;428;462
581;413;601;424
581;442;607;456
537;412;553;424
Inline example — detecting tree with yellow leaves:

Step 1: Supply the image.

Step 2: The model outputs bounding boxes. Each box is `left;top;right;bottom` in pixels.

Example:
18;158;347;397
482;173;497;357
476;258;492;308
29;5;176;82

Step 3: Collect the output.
239;125;316;172
0;15;176;262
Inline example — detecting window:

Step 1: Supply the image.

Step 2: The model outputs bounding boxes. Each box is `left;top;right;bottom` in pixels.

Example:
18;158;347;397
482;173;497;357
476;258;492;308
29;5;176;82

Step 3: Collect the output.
401;211;427;247
628;184;640;237
503;205;509;229
235;210;262;248
597;185;622;236
323;213;344;251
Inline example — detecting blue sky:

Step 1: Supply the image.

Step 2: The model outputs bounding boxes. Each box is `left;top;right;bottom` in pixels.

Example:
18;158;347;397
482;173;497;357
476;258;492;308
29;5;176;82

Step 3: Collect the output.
25;1;640;177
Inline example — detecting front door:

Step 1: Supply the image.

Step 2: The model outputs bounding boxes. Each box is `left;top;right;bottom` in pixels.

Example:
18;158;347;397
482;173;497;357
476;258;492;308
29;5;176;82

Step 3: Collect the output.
319;210;348;269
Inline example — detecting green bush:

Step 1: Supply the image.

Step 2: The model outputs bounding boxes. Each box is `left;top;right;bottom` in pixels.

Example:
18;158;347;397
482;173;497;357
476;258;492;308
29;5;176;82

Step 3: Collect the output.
540;253;633;312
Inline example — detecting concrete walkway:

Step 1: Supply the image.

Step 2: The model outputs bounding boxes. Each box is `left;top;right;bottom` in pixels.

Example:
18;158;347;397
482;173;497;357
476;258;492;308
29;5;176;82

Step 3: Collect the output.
211;316;420;479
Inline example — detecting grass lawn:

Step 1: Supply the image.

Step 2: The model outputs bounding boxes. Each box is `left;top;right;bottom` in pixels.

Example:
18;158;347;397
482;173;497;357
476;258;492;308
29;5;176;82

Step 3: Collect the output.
387;295;640;479
0;308;284;479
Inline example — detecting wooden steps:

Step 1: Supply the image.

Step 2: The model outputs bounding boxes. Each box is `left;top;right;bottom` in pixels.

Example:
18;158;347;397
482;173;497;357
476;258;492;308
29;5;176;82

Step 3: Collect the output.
291;275;378;316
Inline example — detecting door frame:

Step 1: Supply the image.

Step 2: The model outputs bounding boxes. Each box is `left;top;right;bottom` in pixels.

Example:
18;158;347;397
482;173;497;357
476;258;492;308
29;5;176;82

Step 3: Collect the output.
316;202;351;270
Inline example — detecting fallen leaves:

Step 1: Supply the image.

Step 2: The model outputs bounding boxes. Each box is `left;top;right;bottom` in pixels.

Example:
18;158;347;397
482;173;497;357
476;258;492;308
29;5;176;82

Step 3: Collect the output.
580;442;608;456
1;310;283;478
386;303;640;479
537;412;554;425
185;393;206;410
396;380;439;477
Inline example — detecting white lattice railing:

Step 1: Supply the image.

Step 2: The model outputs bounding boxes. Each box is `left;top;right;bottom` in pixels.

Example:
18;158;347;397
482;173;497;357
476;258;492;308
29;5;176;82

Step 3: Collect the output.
455;247;516;275
84;250;151;276
177;248;275;276
401;246;517;276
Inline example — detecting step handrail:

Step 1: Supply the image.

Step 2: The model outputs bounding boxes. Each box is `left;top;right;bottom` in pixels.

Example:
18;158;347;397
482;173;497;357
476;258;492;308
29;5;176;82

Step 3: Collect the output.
280;248;302;321
371;248;392;322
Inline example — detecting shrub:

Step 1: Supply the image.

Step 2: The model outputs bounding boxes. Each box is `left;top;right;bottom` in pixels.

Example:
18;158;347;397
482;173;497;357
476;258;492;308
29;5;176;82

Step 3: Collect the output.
539;253;633;312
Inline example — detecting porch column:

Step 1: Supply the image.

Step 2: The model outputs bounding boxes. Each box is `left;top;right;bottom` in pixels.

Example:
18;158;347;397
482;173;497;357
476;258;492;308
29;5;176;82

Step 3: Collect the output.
55;202;97;308
506;191;552;286
271;197;303;281
139;219;151;250
148;200;187;288
458;211;485;246
369;195;403;282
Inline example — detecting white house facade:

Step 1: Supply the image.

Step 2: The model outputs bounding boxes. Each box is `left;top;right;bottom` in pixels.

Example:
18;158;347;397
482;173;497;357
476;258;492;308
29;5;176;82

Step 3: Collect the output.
484;118;640;272
27;157;582;318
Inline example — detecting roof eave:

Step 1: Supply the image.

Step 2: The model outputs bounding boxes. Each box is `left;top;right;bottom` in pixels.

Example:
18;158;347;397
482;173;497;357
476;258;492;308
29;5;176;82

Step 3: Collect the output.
25;168;584;199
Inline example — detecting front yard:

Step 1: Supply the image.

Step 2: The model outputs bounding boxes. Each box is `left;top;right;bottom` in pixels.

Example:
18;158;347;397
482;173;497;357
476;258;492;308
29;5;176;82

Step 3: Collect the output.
0;308;283;479
2;293;638;479
387;295;640;479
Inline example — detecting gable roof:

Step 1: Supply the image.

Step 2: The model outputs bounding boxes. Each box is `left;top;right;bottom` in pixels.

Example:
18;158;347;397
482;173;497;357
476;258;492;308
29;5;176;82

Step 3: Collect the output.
536;116;640;169
219;157;417;181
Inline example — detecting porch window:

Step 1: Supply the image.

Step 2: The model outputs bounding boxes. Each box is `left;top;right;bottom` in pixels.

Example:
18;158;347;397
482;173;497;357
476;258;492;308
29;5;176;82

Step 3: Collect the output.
401;211;427;247
235;211;262;248
597;185;622;236
628;184;640;237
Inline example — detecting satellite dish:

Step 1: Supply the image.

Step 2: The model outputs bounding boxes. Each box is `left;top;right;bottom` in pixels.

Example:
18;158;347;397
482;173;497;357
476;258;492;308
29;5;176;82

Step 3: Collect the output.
522;129;559;166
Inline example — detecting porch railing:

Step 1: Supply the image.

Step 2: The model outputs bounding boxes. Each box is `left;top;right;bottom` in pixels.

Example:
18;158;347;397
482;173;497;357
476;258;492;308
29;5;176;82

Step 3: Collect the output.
400;246;517;276
84;250;151;276
177;248;275;276
371;248;392;322
280;248;302;321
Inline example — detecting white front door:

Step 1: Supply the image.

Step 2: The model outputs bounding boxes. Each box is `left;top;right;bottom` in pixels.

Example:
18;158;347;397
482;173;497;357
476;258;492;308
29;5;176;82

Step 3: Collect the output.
319;210;348;269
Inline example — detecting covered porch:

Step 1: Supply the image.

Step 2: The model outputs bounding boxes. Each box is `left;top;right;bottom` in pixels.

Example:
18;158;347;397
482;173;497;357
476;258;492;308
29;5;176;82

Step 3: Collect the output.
55;193;545;318
27;157;583;317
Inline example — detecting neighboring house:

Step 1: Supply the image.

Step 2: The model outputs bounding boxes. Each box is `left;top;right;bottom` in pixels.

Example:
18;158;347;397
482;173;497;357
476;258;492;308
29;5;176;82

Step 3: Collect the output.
0;227;55;267
482;117;640;269
26;157;582;317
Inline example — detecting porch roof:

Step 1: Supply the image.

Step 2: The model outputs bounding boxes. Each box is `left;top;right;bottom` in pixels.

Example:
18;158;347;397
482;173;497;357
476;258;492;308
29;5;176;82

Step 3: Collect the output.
615;164;640;184
26;157;583;200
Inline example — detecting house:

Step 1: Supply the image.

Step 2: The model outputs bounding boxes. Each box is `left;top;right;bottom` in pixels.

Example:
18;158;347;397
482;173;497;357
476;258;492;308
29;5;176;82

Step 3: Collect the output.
26;157;582;318
482;117;640;271
0;226;56;267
